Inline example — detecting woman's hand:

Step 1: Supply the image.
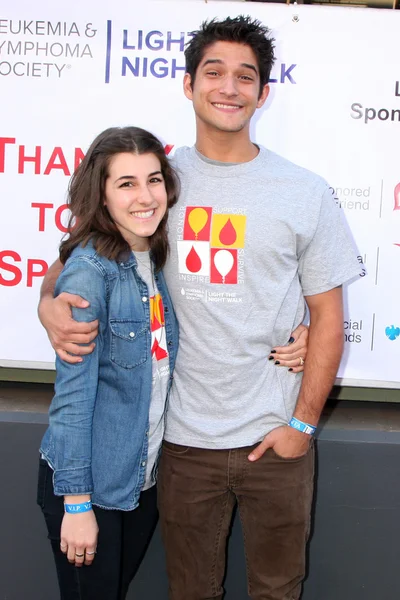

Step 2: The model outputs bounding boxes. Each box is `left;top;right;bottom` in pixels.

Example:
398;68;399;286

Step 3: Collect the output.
60;508;99;567
269;324;308;373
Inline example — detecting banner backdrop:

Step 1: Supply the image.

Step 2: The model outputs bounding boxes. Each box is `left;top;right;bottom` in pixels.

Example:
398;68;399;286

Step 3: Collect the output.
1;0;400;386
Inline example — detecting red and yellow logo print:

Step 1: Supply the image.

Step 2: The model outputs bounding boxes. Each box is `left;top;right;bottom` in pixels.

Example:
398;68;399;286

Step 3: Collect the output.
178;207;246;284
150;293;168;361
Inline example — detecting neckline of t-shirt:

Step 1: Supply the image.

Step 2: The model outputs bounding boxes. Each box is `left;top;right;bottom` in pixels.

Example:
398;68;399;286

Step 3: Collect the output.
189;145;268;177
132;250;151;265
194;147;237;167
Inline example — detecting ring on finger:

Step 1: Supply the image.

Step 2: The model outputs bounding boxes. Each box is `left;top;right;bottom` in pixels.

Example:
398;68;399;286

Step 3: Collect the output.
75;553;85;558
86;550;96;556
298;356;305;366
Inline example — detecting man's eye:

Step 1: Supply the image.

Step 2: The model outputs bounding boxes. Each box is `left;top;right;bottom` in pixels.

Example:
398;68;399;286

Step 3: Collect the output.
240;75;253;81
207;71;219;77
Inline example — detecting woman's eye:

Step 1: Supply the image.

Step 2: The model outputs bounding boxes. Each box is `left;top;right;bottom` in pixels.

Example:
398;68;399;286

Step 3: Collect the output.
149;177;163;184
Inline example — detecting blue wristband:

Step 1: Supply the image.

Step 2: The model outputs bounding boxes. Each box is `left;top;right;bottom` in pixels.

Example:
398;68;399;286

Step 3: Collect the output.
288;417;316;436
64;501;92;514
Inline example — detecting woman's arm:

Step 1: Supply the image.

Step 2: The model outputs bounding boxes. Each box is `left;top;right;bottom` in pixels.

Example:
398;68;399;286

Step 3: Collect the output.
44;257;107;565
48;257;106;493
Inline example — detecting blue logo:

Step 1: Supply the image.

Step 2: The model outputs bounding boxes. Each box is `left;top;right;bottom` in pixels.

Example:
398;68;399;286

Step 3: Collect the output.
385;325;400;341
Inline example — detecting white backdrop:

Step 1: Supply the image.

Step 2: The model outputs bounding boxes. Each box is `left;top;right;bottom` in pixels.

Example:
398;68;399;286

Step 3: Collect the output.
1;0;400;387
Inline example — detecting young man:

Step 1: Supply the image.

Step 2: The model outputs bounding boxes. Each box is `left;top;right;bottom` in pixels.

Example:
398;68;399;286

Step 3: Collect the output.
39;16;359;600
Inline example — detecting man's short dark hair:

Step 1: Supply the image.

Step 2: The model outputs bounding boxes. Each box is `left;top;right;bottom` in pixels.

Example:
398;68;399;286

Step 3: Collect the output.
185;15;275;97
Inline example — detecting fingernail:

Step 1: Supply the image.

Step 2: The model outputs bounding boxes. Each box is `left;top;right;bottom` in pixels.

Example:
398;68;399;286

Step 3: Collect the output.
268;356;274;361
288;368;293;372
248;454;255;461
270;349;276;354
288;336;295;343
275;360;280;365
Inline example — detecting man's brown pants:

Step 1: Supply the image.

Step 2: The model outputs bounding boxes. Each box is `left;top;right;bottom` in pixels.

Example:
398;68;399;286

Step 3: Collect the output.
158;440;314;600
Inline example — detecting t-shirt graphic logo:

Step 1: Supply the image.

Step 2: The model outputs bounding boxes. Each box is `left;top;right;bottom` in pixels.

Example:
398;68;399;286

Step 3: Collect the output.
150;293;168;360
178;206;246;284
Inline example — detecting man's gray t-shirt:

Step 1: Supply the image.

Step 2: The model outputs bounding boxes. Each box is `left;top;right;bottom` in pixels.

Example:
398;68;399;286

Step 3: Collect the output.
163;146;360;449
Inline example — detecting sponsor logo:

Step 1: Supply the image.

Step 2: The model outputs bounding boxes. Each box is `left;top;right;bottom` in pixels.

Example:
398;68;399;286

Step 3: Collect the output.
385;325;400;341
329;185;371;212
344;319;362;344
350;80;400;125
0;19;97;78
0;17;298;84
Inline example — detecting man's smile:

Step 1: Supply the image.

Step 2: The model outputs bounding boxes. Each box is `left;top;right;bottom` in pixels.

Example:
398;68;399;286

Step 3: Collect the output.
212;102;243;111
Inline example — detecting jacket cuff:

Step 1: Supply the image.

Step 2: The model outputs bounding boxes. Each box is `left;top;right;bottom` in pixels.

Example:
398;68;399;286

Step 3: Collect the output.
53;466;93;496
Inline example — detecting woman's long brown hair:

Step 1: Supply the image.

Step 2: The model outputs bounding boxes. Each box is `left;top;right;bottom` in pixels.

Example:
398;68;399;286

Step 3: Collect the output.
59;126;179;271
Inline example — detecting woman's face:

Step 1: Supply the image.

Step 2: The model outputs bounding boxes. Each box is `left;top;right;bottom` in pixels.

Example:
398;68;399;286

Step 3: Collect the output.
104;152;168;251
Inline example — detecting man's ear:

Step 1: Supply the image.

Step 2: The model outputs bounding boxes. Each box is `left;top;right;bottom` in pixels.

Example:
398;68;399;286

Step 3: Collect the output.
257;84;270;109
183;73;194;100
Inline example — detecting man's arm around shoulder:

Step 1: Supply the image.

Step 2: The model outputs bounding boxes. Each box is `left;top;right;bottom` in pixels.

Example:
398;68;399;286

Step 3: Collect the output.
38;258;98;363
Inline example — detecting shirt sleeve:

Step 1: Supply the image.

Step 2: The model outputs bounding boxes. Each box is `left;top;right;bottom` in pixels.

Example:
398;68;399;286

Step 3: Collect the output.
298;186;361;296
47;256;107;496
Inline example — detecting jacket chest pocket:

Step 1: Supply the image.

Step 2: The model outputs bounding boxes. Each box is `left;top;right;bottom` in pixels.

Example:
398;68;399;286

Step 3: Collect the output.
109;319;149;369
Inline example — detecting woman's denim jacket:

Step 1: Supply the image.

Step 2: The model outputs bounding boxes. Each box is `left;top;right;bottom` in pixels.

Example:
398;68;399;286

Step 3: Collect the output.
40;242;179;511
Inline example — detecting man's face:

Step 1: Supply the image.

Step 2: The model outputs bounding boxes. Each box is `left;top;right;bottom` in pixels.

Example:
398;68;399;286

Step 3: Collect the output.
184;41;269;136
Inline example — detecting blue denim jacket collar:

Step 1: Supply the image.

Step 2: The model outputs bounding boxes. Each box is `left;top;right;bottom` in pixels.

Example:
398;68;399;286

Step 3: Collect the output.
116;248;136;269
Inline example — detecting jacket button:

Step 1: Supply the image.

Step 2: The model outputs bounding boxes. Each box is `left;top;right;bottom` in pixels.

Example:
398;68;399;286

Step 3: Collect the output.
141;461;146;467
142;296;148;302
168;340;173;347
129;332;135;338
164;306;169;313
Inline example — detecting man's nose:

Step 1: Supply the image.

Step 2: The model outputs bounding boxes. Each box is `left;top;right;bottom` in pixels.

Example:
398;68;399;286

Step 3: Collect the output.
219;75;239;96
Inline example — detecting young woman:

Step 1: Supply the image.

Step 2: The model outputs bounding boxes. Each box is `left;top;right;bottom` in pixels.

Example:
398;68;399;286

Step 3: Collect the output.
37;126;179;600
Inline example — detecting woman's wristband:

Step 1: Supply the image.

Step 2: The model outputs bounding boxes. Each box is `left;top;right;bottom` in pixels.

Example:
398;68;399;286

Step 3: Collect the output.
288;416;316;436
64;501;93;514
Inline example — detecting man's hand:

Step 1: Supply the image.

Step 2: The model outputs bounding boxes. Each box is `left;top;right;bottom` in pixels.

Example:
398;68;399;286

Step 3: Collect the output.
269;324;308;373
60;510;99;567
248;425;311;462
38;292;98;363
